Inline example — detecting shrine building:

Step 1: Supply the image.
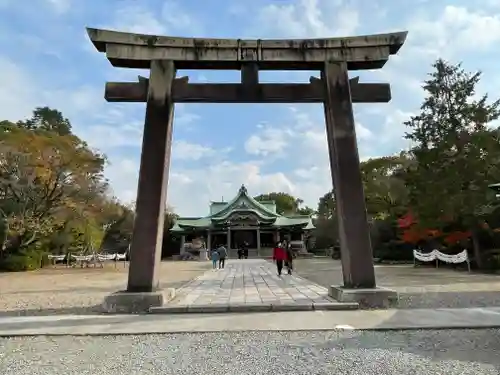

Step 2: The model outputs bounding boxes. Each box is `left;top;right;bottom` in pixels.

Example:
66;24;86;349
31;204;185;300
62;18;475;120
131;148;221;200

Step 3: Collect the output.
171;185;314;256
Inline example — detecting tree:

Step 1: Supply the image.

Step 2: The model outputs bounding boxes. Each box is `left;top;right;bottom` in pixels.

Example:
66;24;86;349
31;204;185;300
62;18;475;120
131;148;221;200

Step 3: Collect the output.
100;203;135;252
297;206;315;216
404;59;500;268
254;192;307;215
0;106;142;270
360;153;411;220
0;125;106;254
20;107;72;135
313;191;339;248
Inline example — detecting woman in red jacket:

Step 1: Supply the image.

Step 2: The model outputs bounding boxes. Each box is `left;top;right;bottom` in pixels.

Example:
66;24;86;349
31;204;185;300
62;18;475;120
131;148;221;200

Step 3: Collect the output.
273;242;287;276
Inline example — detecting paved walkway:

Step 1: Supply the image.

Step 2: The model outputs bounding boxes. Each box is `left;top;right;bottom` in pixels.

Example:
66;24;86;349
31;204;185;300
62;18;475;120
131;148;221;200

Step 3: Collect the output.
3;307;500;335
153;259;357;313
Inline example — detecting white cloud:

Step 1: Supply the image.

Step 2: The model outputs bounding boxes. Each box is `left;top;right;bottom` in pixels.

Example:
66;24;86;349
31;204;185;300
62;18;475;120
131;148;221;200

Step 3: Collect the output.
45;0;71;14
104;158;139;203
108;5;167;35
405;6;500;60
0;57;40;121
168;160;298;216
244;126;290;157
104;1;199;36
253;0;359;38
173;140;215;161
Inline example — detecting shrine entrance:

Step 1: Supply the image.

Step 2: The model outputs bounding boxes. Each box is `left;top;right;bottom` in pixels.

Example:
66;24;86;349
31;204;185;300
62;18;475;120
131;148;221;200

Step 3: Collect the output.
87;28;407;312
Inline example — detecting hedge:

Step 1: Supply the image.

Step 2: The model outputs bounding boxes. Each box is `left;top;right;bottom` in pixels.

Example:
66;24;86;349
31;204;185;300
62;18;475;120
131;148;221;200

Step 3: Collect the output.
0;250;51;272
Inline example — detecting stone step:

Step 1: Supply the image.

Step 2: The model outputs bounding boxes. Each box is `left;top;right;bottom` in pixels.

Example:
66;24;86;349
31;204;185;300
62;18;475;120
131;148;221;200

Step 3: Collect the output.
150;301;359;314
227;248;274;258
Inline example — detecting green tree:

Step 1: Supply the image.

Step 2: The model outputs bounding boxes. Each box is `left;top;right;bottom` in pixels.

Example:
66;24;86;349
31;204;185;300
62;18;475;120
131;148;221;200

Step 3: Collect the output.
404;59;500;268
20;107;72;135
0;123;106;255
297;206;315;216
254;192;306;215
361;153;411;220
313;191;339;248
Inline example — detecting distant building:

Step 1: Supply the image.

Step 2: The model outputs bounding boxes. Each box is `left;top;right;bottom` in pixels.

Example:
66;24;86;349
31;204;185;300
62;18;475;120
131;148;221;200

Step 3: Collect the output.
171;185;314;256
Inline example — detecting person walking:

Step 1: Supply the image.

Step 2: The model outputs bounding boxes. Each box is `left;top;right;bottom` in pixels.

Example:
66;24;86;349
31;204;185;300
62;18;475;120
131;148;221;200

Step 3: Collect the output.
285;241;293;275
273;241;286;277
243;242;249;259
217;244;228;269
211;248;219;270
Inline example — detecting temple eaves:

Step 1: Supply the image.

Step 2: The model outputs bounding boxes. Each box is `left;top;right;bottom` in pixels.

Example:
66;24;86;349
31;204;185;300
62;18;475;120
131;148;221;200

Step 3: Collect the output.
86;28;407;70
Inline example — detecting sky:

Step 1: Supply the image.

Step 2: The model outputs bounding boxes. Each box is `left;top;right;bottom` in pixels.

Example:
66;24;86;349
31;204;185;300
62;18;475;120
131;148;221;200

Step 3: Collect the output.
1;0;500;217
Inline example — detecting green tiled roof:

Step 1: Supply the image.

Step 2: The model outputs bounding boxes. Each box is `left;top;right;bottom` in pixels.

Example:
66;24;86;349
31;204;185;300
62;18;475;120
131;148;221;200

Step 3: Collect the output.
209;185;279;218
170;217;211;232
211;208;276;222
272;216;313;227
171;185;315;231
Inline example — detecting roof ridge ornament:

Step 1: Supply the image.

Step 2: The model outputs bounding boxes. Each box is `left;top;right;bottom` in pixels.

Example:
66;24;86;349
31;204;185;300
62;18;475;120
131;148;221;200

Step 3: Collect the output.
239;184;248;194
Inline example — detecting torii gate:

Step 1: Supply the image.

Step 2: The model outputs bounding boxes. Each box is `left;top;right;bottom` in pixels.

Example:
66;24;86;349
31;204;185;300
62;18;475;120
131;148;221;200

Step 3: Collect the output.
87;28;407;312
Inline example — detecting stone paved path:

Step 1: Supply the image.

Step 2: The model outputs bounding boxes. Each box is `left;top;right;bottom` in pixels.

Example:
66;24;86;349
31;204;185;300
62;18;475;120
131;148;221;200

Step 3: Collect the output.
152;259;357;313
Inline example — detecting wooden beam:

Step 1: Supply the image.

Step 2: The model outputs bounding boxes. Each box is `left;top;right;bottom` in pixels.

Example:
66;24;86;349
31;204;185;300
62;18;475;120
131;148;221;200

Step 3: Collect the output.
105;80;391;103
241;63;259;85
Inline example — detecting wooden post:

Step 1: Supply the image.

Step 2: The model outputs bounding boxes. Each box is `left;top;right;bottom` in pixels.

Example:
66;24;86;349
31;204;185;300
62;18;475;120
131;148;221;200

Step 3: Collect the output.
322;62;376;289
126;60;176;293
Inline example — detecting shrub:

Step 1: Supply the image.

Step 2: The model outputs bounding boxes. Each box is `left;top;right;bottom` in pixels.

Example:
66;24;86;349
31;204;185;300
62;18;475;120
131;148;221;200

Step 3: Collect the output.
0;246;53;271
0;254;40;271
374;240;414;262
483;249;500;271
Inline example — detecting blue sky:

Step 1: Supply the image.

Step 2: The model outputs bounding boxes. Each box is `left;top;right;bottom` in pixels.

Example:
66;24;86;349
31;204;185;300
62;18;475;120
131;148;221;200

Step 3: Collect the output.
1;0;500;216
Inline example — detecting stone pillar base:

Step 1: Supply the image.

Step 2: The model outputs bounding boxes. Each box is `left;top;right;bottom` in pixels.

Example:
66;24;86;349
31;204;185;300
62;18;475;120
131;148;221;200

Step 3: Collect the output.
199;249;208;261
329;285;398;309
102;289;175;314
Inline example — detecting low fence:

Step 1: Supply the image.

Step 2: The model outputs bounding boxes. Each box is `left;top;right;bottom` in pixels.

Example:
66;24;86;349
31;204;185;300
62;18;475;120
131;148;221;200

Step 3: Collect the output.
47;252;128;268
413;249;470;272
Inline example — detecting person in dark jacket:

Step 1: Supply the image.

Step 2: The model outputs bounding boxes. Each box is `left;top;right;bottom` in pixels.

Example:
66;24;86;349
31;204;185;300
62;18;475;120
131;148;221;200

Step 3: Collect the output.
284;241;293;275
273;242;287;276
217;244;228;269
243;242;249;259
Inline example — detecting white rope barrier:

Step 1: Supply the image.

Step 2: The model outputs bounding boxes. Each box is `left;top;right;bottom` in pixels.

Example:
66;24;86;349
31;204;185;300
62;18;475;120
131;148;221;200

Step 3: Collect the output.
47;252;128;268
413;249;470;272
47;255;66;261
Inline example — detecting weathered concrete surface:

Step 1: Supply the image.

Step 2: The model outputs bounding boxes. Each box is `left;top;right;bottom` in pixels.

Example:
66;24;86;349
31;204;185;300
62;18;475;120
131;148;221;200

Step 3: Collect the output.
329;286;398;309
322;62;376;290
126;60;176;293
102;289;175;314
86;27;407;70
105;79;391;104
2;307;500;336
157;259;357;313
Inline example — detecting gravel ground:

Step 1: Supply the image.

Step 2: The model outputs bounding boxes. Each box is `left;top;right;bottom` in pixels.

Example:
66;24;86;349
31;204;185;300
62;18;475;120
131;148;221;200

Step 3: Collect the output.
0;261;211;316
0;330;499;374
397;291;500;309
294;258;500;309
